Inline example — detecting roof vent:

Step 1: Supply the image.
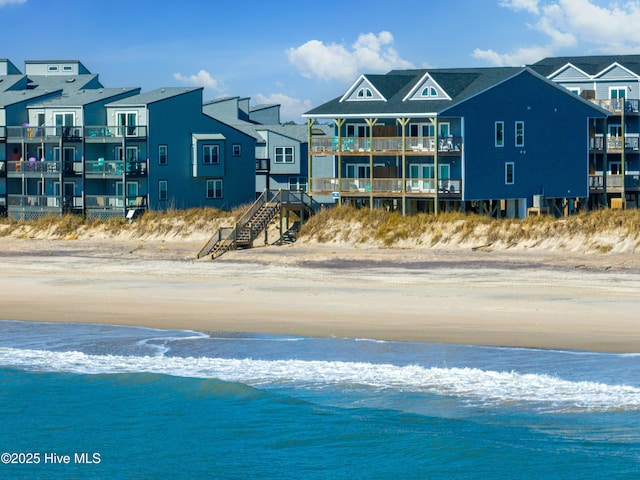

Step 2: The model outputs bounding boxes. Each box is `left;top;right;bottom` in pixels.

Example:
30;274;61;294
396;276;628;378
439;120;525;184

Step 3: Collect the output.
66;77;76;83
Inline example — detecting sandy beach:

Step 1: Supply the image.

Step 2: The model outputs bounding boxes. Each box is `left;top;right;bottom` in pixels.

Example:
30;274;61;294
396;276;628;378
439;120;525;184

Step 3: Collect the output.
1;234;639;353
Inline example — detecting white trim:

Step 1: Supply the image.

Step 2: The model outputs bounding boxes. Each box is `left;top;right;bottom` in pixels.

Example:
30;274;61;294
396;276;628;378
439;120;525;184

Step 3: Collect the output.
547;62;591;81
402;72;452;102
594;62;640;80
339;75;387;102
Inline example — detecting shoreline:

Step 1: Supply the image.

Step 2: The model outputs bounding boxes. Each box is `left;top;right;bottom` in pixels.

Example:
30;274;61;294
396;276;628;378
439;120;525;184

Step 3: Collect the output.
1;237;639;353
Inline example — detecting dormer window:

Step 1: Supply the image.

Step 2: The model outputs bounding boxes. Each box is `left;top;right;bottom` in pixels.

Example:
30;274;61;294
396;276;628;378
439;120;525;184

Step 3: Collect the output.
357;88;373;98
421;86;437;97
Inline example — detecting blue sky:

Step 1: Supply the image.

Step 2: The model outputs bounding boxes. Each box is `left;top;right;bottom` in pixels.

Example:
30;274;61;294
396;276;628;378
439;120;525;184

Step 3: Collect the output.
2;0;640;122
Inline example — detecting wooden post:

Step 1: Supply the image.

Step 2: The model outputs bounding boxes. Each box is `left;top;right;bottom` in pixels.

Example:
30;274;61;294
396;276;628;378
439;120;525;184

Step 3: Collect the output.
365;118;378;210
397;118;410;215
431;117;439;215
334;118;345;206
307;118;315;198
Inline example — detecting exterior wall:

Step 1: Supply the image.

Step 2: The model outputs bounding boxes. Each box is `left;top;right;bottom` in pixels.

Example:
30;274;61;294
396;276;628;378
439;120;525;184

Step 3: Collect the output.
250;105;279;124
444;70;604;202
147;90;255;211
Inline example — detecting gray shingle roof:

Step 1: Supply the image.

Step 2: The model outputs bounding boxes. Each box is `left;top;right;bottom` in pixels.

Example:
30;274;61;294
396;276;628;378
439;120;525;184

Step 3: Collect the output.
304;67;524;118
530;55;640;77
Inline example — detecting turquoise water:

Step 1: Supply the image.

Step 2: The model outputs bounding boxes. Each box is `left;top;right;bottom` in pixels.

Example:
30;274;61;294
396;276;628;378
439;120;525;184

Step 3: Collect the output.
1;320;639;479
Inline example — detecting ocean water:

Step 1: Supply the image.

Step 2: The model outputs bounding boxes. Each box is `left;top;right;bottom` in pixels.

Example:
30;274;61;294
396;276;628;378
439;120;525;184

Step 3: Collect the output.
0;320;639;479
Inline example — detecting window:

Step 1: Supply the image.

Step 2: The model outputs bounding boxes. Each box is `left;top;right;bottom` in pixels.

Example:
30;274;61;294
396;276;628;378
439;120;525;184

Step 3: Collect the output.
495;122;504;147
515;121;524;147
116;146;139;162
409;123;435;137
505;162;515;184
126;182;139;207
159;180;168;201
62;65;73;72
159;145;168;165
206;179;223;199
116;112;138;136
48;65;59;72
357;87;372;98
275;146;294;163
289;177;308;191
421;86;437;97
346;124;370;137
203;145;219;164
232;144;241;156
610;87;626;99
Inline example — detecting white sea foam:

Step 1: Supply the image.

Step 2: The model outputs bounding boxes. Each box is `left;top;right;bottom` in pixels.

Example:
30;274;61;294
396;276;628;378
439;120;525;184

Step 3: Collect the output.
1;347;639;412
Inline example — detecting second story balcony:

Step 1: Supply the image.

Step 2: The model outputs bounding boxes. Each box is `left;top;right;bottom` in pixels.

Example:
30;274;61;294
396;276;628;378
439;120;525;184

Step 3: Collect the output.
311;177;462;197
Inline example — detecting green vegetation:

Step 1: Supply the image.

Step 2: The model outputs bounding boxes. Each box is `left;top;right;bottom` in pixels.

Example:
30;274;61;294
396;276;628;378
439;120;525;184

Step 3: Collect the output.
1;206;639;252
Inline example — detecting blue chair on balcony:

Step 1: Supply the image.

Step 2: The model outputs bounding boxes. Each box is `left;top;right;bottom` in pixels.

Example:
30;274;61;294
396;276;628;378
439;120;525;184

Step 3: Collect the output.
93;157;105;172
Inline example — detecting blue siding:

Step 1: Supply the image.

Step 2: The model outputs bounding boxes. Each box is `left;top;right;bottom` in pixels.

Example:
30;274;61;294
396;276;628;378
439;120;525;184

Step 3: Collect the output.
444;70;606;201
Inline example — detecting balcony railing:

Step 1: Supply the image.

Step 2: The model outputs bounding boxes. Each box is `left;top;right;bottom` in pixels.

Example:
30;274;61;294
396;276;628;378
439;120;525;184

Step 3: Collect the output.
310;136;462;155
7;160;62;174
590;136;640;152
311;177;462;195
84;159;147;176
7;195;83;209
85;195;148;209
589;173;640;190
592;99;640;114
5;125;148;141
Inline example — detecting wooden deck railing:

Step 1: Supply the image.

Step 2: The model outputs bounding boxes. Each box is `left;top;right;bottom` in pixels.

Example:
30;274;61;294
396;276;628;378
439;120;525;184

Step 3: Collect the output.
310;136;462;155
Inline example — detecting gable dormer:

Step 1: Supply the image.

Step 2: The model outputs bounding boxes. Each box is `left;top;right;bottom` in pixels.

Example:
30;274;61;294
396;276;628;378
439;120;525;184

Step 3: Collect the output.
403;72;450;101
595;62;639;81
547;63;591;82
340;75;386;102
0;58;21;76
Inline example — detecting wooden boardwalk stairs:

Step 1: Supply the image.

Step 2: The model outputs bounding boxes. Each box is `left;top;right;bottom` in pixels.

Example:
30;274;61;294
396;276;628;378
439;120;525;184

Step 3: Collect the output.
197;189;320;260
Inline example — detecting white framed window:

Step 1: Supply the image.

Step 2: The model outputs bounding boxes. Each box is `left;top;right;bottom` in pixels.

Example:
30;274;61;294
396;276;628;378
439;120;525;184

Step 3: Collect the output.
275;146;294;163
288;176;307;191
505;162;515;184
610;87;626;99
357;87;372;98
203;145;219;164
159;145;168;165
126;181;139;206
62;65;73;72
232;144;242;156
116;111;138;137
48;65;59;72
515;121;524;147
116;146;139;161
159;180;168;201
495;121;504;147
53;146;76;162
206;179;223;199
439;122;450;138
421;86;437;97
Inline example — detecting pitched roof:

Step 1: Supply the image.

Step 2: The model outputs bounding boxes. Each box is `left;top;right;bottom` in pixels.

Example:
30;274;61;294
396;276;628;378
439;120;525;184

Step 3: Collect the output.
304;67;524;118
106;87;200;106
28;87;140;108
530;55;640;77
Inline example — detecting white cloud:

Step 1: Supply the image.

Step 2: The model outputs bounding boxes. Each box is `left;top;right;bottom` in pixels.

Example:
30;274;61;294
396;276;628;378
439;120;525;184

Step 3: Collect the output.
0;0;26;5
254;92;312;123
499;0;540;14
287;31;414;82
476;0;640;66
173;70;224;91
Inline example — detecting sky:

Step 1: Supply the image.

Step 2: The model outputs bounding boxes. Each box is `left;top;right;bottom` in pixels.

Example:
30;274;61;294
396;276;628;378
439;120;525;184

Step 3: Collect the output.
2;0;640;122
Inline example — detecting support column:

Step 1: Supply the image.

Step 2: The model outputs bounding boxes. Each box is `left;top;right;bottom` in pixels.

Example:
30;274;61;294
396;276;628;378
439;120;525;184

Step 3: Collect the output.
334;118;345;206
431;117;439;215
307;118;316;197
397;118;410;215
365;118;378;210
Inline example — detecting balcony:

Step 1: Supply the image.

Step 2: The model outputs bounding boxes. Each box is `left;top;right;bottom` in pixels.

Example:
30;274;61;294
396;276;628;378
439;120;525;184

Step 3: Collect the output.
311;177;462;197
589;173;640;192
310;136;462;156
7;195;83;210
5;125;148;143
590;136;640;153
6;160;64;176
592;98;640;114
85;159;147;178
85;195;148;210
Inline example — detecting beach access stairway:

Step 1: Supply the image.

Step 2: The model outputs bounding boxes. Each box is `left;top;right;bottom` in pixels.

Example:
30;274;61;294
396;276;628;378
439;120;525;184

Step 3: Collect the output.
197;189;320;260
